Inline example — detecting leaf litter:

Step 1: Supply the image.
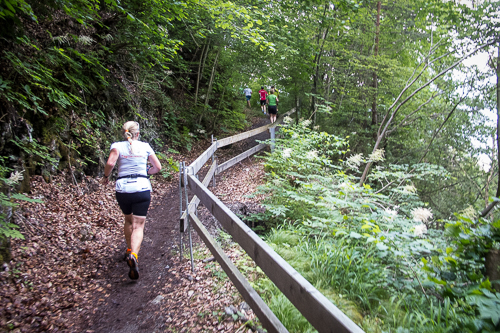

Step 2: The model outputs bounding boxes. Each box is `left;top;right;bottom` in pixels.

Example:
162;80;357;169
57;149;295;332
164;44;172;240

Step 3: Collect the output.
1;117;273;332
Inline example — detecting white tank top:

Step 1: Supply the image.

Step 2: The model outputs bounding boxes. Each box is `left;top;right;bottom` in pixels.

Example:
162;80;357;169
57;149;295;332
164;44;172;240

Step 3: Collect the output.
110;141;155;193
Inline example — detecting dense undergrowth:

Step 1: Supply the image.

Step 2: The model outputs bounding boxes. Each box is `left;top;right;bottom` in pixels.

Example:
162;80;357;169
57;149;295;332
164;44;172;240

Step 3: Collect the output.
245;119;500;332
0;0;259;190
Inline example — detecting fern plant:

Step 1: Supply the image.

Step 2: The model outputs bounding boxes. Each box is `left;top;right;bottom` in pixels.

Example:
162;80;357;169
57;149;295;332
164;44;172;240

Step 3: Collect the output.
0;163;42;242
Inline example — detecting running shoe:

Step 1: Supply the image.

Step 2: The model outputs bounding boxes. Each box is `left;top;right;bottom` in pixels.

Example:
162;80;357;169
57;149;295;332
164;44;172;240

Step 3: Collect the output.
127;253;139;280
124;248;132;261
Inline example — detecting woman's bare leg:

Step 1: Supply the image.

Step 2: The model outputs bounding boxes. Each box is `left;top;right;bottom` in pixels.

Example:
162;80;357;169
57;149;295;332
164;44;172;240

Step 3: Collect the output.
123;214;133;249
130;215;146;254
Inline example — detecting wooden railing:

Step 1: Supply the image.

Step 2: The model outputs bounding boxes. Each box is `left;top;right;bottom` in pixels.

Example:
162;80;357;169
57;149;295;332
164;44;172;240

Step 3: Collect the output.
178;110;364;333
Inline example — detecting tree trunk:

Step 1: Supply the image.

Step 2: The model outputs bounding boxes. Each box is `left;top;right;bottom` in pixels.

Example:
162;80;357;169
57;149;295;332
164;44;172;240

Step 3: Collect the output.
371;1;381;130
199;47;221;124
484;135;496;208
359;40;495;186
297;96;301;124
311;5;330;118
486;249;500;292
194;42;210;108
480;44;500;217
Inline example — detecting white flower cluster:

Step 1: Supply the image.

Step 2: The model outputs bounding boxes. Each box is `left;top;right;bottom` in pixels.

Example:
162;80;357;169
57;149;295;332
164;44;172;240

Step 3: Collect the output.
346;153;363;168
339;182;355;191
368;149;385;162
459;205;477;220
196;129;206;134
300;119;312;127
283;116;293;124
188;132;195;137
411;207;433;223
52;34;70;45
9;171;24;184
384;208;398;221
282;148;293;159
272;178;282;186
306;150;318;159
413;224;427;237
78;35;95;45
313;125;320;131
402;185;417;193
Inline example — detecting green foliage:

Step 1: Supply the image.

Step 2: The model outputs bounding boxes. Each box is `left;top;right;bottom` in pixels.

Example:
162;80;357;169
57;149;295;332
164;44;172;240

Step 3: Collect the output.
0;0;278;182
0;0;35;21
155;152;179;180
0;164;42;241
10;137;58;166
253;121;500;331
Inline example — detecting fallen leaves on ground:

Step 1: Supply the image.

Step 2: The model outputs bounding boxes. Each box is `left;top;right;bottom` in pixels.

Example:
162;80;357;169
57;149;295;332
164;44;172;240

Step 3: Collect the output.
0;117;270;332
0;174;124;332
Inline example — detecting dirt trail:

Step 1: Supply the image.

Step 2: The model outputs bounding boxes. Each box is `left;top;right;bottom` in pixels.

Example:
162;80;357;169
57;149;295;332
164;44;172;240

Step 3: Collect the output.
87;115;270;332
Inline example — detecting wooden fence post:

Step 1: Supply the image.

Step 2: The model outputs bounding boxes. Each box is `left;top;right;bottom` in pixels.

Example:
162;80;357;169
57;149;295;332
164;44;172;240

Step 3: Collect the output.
270;127;275;152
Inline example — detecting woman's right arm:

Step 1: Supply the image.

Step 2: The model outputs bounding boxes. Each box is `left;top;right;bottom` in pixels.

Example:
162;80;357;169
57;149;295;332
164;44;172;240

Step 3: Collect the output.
101;148;119;185
148;154;162;175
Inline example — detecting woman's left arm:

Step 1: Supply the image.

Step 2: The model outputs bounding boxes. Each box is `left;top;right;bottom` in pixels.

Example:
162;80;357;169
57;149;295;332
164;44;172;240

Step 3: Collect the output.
101;148;119;185
147;154;162;175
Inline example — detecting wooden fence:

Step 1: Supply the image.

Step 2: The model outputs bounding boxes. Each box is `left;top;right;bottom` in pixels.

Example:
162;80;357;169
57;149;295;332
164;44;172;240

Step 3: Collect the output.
178;110;364;333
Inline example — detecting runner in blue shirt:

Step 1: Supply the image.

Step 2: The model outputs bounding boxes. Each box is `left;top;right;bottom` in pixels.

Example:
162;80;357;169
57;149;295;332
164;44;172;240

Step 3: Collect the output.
243;87;252;108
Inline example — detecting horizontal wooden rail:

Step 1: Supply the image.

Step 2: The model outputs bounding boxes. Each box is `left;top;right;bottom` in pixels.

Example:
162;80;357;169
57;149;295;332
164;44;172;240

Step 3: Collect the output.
217;125;272;148
186;174;364;333
217;108;294;148
188;142;217;175
180;160;217;232
189;212;288;333
216;143;267;175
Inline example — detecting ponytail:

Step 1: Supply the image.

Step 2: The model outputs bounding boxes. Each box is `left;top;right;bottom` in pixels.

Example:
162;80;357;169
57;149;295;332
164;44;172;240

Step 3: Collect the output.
122;121;140;154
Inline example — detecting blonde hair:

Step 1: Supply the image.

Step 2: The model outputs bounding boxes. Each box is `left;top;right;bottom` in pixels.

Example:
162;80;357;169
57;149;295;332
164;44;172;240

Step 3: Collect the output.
122;121;140;153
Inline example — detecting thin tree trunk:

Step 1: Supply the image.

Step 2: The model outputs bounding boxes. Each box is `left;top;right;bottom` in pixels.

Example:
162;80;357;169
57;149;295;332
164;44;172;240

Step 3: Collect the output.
311;5;330;118
359;40;495;185
485;135;496;208
371;1;381;130
297;96;301;124
194;42;210;107
199;47;221;124
480;43;500;217
211;88;225;132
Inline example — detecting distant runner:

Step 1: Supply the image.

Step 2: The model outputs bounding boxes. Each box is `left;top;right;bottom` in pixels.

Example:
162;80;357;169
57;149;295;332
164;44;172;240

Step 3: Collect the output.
267;90;279;124
271;85;279;114
243;87;252;108
258;86;268;114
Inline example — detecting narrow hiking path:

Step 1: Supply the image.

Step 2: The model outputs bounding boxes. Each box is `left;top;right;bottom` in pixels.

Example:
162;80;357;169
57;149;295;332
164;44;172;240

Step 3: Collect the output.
0;112;271;333
87;113;271;333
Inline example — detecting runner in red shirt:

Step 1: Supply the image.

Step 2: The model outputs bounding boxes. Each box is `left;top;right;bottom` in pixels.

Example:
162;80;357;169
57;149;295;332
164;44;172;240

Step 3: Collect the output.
258;86;268;115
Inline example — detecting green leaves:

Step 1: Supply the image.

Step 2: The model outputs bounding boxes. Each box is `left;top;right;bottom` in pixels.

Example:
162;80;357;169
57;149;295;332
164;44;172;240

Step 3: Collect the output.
253;118;500;330
0;0;36;21
467;288;500;326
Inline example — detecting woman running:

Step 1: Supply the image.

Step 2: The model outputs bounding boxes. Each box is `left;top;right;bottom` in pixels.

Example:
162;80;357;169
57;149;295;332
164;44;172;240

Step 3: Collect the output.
101;121;162;280
267;90;279;124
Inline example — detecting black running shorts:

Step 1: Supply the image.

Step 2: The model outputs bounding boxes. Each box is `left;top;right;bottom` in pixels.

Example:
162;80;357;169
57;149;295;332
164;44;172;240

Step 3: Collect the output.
115;191;151;216
268;105;277;114
260;99;266;106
